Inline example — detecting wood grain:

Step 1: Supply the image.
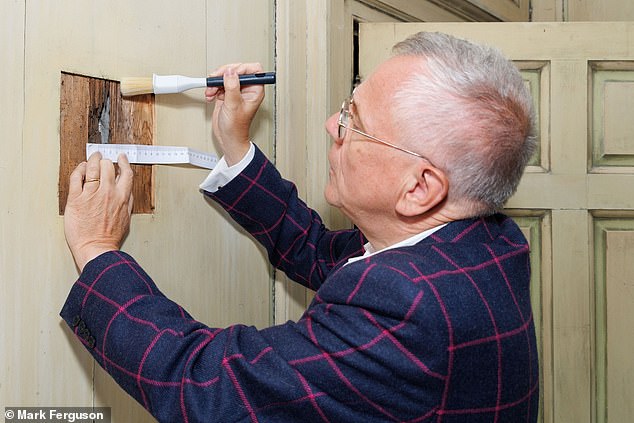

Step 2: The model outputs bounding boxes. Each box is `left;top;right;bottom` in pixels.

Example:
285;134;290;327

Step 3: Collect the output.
59;73;154;214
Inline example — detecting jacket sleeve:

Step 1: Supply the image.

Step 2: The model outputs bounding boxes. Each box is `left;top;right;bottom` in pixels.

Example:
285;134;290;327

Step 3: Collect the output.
59;251;318;422
60;250;444;422
203;145;365;291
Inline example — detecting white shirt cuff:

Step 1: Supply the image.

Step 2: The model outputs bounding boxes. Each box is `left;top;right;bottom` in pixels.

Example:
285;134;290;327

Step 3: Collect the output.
199;143;255;192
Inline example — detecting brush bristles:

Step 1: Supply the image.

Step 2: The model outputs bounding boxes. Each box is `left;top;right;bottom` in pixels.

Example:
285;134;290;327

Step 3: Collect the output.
120;77;154;96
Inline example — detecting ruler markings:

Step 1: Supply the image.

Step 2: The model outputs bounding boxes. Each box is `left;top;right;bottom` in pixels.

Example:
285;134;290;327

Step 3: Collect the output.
86;143;218;169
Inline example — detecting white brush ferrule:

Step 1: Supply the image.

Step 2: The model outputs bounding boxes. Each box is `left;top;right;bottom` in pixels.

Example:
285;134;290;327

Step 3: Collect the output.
152;74;206;94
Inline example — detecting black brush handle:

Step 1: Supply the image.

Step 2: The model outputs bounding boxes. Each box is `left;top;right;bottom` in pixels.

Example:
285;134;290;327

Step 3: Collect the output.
206;72;276;87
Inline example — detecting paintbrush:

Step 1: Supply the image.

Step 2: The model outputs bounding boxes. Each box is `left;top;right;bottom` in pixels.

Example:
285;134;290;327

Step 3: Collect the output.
120;72;275;96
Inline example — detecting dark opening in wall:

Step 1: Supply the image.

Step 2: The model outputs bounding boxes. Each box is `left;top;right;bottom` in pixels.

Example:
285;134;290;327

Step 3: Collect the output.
59;72;155;214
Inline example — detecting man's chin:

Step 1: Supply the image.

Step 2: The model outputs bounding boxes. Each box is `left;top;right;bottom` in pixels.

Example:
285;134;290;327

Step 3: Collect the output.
323;187;339;208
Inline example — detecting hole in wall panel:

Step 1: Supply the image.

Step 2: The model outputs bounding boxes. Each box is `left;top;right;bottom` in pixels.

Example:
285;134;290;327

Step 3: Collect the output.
59;72;155;214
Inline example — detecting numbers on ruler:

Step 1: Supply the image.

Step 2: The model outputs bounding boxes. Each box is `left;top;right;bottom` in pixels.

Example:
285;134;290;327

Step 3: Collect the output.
86;143;217;169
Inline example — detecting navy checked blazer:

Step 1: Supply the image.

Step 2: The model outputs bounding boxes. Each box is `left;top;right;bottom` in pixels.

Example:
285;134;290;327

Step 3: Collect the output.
61;145;539;422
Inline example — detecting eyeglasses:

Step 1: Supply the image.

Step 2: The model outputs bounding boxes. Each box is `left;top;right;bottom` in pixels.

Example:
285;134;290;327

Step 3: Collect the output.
337;93;427;160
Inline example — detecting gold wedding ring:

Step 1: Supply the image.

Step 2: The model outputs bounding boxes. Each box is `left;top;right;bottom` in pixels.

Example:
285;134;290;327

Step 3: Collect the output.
84;178;100;183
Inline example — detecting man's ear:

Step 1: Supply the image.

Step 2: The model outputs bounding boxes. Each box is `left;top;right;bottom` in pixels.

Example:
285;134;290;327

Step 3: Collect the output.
395;164;449;217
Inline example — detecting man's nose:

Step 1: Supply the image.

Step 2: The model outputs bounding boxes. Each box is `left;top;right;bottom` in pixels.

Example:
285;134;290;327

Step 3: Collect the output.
325;112;342;144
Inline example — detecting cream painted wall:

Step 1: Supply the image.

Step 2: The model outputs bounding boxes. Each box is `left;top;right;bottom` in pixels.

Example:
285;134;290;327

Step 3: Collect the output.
532;0;634;21
1;1;273;421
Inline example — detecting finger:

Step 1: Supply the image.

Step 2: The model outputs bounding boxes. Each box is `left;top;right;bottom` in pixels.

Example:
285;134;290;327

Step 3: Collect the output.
116;153;134;197
206;90;230;104
84;152;102;189
233;62;264;75
206;62;264;100
128;192;134;215
239;83;264;103
206;63;242;100
99;158;116;189
233;63;265;103
209;62;243;78
68;161;87;199
205;87;221;102
206;88;229;103
118;154;135;217
222;67;242;111
208;62;263;81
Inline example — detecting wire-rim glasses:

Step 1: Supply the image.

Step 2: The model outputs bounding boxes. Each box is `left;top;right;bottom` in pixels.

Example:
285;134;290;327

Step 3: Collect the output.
337;94;427;160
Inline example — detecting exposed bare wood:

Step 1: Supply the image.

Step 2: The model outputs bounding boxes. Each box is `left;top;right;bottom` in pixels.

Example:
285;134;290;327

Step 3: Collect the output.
58;73;154;214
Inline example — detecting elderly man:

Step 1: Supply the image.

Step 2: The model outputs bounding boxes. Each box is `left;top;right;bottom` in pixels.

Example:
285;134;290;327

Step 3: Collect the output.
62;32;539;422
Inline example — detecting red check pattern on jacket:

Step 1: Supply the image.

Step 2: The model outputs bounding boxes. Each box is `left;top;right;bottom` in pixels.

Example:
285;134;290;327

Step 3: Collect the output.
61;146;539;422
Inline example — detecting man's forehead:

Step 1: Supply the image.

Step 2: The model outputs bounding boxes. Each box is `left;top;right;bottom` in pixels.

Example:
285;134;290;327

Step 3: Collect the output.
351;59;413;131
356;55;423;100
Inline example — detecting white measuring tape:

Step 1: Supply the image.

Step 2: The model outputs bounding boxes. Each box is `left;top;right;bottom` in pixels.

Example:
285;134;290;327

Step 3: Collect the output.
86;143;218;170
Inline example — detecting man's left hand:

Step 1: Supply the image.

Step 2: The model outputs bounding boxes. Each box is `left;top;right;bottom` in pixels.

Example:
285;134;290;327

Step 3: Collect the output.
64;152;134;271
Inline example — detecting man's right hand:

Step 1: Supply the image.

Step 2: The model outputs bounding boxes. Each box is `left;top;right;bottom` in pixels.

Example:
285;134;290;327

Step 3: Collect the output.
205;63;265;166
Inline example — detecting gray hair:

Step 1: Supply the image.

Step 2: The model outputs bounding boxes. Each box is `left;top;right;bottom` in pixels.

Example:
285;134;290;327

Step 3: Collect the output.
392;32;536;216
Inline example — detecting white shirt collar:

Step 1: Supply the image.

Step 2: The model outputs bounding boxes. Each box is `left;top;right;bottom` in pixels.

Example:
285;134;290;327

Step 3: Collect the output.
346;223;448;265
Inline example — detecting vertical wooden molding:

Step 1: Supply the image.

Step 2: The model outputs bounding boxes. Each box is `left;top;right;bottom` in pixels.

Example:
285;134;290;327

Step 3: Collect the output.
506;210;554;423
592;216;634;423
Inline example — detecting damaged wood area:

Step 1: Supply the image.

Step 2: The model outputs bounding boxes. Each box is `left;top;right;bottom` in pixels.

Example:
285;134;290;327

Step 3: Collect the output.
59;72;154;214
